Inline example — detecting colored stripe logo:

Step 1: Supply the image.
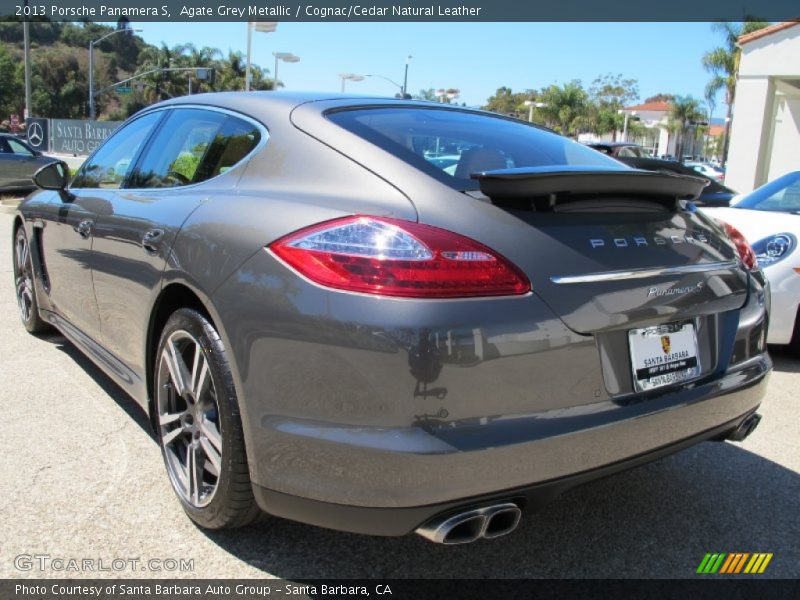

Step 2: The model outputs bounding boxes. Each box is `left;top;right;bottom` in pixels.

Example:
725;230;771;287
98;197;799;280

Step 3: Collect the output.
697;553;773;574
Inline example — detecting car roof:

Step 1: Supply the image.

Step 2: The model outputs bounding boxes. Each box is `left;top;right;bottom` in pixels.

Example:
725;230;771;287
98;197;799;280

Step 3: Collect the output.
140;91;553;130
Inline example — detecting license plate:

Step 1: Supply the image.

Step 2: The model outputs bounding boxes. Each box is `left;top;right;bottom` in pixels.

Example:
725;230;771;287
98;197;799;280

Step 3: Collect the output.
628;322;700;392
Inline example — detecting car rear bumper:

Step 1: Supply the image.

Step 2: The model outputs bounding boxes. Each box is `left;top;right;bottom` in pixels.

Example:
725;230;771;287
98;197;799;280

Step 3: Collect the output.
248;352;769;535
252;384;766;536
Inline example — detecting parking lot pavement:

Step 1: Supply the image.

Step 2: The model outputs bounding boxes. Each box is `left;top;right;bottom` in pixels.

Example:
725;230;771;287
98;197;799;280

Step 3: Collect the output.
1;206;798;580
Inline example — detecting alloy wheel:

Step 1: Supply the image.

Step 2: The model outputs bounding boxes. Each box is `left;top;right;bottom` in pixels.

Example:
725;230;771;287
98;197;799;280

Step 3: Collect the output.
157;330;223;508
15;231;34;324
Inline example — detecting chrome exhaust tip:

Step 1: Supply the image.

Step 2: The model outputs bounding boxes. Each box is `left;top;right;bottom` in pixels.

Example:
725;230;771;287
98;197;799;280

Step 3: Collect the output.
416;502;521;545
482;504;522;539
727;413;762;442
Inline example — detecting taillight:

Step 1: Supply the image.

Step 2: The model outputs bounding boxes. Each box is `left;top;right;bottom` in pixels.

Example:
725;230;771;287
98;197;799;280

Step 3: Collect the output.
723;222;757;270
269;216;530;298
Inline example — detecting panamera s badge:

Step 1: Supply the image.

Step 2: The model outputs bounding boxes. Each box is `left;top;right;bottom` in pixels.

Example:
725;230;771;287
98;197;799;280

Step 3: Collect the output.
647;281;704;298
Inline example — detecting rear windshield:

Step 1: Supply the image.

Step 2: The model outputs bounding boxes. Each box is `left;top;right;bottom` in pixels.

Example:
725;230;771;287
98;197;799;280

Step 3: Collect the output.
326;106;623;191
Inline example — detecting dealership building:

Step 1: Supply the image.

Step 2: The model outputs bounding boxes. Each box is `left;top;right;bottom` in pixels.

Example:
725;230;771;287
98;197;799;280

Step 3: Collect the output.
726;20;800;193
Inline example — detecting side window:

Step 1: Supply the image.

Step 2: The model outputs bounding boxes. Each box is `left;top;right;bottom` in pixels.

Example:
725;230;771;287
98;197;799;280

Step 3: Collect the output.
7;139;34;156
71;112;162;189
127;109;260;189
0;139;10;153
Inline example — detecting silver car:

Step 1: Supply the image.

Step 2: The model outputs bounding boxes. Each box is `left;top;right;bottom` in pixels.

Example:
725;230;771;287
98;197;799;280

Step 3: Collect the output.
12;93;770;544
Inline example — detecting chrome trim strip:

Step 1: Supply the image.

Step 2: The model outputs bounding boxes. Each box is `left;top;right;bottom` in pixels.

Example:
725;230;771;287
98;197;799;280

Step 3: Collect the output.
550;259;739;284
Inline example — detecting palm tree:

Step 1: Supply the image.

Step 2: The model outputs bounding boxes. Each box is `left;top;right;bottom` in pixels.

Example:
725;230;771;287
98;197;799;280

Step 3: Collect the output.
213;50;274;92
181;44;221;93
702;20;769;164
668;96;705;160
138;43;190;100
538;81;589;136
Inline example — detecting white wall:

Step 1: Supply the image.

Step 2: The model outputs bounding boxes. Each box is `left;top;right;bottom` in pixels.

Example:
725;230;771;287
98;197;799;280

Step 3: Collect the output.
726;24;800;193
725;77;775;192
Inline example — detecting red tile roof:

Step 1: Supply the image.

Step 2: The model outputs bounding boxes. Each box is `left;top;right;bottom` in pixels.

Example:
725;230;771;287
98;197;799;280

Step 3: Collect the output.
708;124;725;137
739;20;799;45
623;101;670;112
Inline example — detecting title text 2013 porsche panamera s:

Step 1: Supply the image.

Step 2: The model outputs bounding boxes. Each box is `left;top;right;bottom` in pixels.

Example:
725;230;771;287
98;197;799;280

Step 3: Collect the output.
12;93;771;544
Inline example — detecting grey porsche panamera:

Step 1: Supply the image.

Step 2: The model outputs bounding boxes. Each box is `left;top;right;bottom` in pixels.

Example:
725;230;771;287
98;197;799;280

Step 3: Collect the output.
12;93;771;544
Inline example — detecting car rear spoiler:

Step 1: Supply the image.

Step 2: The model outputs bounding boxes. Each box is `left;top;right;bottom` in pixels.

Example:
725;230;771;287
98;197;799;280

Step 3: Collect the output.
471;166;708;210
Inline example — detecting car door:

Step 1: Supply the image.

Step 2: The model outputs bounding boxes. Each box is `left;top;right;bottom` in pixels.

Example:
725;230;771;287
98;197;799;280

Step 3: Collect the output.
0;138;12;188
39;111;164;341
91;107;261;380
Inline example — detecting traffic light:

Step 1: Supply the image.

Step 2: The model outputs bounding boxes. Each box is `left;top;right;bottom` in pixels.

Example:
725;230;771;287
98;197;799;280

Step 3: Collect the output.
196;69;216;85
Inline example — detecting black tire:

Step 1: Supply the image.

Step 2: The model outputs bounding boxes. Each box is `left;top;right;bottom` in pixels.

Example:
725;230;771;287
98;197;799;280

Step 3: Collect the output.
13;226;49;334
155;308;263;529
789;307;800;356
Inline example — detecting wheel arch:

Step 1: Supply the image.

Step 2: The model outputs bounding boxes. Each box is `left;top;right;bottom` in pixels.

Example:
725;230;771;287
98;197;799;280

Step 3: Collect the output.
146;282;217;429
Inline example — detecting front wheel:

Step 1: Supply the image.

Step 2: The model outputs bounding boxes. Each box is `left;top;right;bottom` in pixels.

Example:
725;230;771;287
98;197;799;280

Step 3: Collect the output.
14;227;49;334
155;308;262;529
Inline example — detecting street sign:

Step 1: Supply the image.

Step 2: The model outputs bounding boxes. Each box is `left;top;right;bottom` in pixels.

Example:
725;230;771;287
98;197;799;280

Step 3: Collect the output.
117;86;132;95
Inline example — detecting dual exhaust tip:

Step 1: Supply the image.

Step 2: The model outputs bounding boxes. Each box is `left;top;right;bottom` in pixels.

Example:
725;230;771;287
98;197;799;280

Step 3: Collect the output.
416;502;522;545
726;412;762;442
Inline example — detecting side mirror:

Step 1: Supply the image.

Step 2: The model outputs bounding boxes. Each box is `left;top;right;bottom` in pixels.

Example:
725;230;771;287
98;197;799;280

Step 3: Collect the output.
32;150;43;157
33;161;69;191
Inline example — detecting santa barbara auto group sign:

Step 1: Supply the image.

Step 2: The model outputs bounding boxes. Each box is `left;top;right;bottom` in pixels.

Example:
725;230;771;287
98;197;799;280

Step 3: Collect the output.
51;119;122;155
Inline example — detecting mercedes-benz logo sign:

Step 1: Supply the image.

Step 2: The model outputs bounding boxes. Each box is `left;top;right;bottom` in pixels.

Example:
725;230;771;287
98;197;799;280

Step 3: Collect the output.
27;122;44;147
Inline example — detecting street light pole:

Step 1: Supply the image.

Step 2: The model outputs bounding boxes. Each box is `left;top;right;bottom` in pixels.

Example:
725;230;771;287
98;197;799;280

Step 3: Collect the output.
88;41;94;119
247;22;278;91
339;73;364;92
402;55;412;97
272;52;300;90
23;0;32;120
89;27;141;120
245;22;252;91
525;101;546;123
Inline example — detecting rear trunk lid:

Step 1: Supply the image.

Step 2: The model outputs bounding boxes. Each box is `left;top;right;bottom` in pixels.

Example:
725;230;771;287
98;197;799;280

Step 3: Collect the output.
473;166;749;334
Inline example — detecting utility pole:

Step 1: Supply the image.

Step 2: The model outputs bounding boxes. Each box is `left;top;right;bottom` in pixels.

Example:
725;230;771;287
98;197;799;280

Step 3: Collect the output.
89;27;141;120
402;55;412;97
23;0;32;120
245;22;253;91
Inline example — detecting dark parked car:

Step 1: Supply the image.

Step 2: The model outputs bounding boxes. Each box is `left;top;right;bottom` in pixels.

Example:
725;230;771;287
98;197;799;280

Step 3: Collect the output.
586;141;650;158
0;133;54;194
617;156;737;207
587;144;736;206
13;93;770;544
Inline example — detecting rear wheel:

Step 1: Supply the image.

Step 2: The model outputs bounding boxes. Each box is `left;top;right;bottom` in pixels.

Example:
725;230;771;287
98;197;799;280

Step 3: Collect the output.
13;227;49;334
155;308;262;529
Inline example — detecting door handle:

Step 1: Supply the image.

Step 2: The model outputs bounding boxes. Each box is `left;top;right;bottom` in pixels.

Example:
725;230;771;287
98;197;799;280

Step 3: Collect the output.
142;228;165;254
76;219;93;239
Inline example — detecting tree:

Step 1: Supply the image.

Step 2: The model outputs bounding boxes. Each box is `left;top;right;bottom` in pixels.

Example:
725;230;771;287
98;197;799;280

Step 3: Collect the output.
668;95;705;160
0;43;23;119
414;88;437;102
180;44;221;93
587;73;639;139
483;86;535;117
644;93;674;104
537;81;589;136
702;19;769;164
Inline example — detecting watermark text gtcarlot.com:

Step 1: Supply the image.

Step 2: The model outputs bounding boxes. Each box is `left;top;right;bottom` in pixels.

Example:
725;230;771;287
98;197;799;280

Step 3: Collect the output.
14;554;194;573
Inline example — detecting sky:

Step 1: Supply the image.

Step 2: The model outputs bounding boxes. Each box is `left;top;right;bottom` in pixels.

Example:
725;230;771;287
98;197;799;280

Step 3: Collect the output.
132;21;729;118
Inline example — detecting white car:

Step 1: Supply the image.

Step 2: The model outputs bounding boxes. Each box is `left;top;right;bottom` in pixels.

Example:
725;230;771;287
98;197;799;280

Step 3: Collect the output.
687;162;725;182
703;171;800;351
